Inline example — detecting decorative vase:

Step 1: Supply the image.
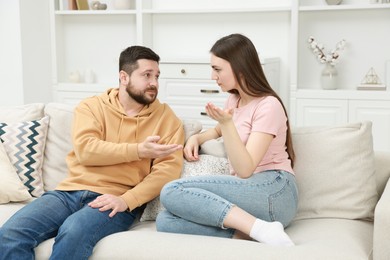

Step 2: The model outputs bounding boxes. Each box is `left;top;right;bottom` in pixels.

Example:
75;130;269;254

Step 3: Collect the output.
321;63;338;90
325;0;342;5
113;0;133;10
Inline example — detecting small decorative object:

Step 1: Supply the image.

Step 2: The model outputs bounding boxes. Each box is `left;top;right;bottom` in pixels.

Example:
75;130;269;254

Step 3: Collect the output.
357;67;386;90
113;0;133;10
91;1;107;10
308;36;346;90
69;71;81;83
84;69;95;84
325;0;342;5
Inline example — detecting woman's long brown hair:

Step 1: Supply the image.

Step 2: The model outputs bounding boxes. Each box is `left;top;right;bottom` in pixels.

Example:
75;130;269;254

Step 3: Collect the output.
210;33;295;167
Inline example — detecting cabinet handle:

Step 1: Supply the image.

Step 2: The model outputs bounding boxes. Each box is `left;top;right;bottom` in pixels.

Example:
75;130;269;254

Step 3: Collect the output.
180;69;186;74
200;89;219;94
200;112;207;116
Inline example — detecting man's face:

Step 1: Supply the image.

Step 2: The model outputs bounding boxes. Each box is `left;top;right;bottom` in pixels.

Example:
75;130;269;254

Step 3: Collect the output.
125;59;160;105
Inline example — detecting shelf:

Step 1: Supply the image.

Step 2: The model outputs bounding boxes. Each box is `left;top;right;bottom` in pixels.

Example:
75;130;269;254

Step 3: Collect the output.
142;7;291;14
299;3;390;11
294;89;390;100
55;10;137;15
55;83;113;92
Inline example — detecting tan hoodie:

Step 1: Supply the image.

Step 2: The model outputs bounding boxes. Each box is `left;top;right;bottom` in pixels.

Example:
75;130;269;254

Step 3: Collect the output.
56;88;184;211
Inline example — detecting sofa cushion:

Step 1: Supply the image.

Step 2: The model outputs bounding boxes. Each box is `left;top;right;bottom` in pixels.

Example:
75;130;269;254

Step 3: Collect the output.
140;154;230;221
292;121;378;221
182;119;202;142
0;103;44;123
43;103;75;191
200;137;227;158
0;142;32;203
0;116;50;197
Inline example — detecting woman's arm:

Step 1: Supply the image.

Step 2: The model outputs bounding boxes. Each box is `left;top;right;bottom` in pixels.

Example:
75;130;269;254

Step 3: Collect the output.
183;126;221;161
206;102;273;178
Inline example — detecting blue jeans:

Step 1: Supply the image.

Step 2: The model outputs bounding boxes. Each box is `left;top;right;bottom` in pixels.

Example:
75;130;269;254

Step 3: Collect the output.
156;170;298;238
0;190;140;260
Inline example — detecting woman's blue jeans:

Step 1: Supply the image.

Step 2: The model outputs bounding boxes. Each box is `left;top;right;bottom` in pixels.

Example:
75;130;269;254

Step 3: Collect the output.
0;190;140;260
156;170;298;238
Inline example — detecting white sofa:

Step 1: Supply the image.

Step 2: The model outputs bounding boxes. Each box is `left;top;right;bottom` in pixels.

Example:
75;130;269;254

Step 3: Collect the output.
1;102;390;260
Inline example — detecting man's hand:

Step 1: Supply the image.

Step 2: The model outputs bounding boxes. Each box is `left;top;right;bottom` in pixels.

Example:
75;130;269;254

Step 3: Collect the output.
138;136;183;159
88;194;128;218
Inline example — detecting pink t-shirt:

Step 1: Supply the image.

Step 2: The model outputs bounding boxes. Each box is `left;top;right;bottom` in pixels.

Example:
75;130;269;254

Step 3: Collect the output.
224;94;294;175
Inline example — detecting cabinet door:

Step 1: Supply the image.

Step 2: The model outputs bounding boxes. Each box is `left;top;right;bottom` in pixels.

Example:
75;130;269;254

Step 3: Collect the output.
349;100;390;152
296;99;348;127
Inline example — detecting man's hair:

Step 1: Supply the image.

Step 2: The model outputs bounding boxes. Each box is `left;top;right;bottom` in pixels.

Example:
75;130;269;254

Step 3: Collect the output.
119;46;160;75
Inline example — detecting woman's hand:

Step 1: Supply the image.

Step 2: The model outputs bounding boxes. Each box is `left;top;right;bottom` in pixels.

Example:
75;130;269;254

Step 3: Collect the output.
183;134;200;161
205;102;233;124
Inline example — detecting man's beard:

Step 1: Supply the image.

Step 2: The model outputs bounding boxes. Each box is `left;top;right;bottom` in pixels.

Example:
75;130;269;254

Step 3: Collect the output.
126;83;157;105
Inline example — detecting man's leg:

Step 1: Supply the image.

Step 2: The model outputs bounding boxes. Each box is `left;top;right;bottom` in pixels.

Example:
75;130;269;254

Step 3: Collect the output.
49;191;140;260
0;191;75;260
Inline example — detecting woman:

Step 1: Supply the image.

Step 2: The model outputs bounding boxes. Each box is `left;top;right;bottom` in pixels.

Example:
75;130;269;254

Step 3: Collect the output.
156;33;298;246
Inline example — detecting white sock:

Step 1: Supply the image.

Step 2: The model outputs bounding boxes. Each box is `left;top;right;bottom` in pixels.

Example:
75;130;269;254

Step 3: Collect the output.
249;219;294;246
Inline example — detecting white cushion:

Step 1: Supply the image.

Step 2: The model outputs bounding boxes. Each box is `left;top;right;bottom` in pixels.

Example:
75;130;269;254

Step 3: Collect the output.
43;103;75;191
0;103;44;123
292;121;378;221
140;154;229;221
200;137;227;158
182;119;202;142
0;116;50;197
0;142;32;204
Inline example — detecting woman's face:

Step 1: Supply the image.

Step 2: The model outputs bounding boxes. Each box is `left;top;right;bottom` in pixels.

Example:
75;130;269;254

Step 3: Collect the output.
210;54;238;92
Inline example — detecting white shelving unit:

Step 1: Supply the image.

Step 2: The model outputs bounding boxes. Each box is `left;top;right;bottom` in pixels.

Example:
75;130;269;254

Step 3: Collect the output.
289;0;390;151
49;0;390;150
49;0;291;103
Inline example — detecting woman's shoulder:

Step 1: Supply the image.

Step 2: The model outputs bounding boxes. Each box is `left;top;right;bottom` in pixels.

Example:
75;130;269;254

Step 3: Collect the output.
254;95;281;108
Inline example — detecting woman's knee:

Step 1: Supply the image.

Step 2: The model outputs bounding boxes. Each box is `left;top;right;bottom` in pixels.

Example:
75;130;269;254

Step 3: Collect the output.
159;180;181;207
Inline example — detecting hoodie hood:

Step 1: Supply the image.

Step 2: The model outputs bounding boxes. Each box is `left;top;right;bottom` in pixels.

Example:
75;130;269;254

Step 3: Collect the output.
99;88;161;118
96;88;162;142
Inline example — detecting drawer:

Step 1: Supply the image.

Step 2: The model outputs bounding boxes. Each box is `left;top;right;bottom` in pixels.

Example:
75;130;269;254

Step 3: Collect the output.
160;62;211;79
161;79;229;100
169;104;218;129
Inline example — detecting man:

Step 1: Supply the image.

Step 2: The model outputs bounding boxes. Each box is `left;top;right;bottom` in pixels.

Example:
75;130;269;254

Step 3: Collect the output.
0;46;184;259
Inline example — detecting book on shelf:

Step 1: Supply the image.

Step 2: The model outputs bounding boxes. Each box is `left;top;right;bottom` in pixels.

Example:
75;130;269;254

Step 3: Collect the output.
76;0;89;10
64;0;89;10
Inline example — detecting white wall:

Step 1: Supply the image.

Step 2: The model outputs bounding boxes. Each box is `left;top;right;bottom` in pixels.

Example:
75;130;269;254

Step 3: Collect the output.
0;0;24;105
0;0;52;106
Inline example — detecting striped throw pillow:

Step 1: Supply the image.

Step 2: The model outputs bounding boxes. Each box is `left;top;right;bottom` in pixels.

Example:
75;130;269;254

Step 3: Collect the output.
0;116;49;197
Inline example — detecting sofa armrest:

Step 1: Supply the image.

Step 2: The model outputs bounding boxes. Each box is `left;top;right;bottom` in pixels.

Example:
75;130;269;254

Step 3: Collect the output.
373;178;390;260
374;151;390;196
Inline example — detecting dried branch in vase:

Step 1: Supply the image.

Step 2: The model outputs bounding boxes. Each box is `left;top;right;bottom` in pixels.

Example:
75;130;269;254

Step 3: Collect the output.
307;37;346;66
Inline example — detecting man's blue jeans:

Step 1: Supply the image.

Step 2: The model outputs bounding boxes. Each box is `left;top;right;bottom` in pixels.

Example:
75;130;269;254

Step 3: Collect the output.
156;170;298;238
0;190;140;260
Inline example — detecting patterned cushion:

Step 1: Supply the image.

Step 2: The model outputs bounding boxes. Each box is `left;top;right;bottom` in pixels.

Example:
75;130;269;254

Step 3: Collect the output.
0;116;50;197
140;155;229;221
0;141;32;204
